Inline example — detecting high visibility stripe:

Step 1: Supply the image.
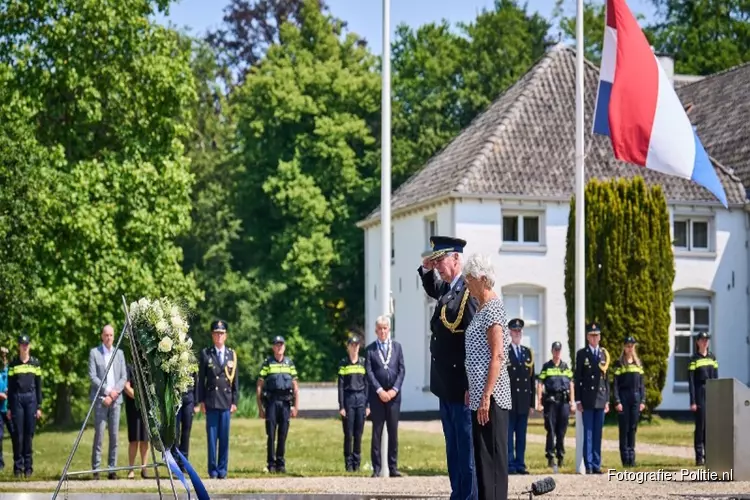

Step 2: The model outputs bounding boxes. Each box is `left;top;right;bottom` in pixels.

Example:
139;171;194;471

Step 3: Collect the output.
9;365;41;376
538;367;573;380
259;364;297;377
614;364;644;376
338;365;366;376
688;358;718;371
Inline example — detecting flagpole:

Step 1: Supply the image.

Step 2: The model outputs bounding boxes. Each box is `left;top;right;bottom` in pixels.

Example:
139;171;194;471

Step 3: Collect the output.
379;0;391;479
574;0;587;475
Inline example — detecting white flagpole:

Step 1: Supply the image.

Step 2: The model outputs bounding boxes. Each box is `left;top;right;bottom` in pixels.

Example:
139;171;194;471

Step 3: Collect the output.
574;0;587;475
379;0;392;479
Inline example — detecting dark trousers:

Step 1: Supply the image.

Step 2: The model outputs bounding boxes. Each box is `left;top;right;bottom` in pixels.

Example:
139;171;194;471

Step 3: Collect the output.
0;410;14;469
205;408;231;478
265;399;291;469
507;411;528;472
617;396;641;466
439;399;476;500
370;397;400;473
694;388;706;462
543;399;570;461
582;408;605;472
11;393;37;474
341;404;365;469
174;401;194;465
471;398;509;500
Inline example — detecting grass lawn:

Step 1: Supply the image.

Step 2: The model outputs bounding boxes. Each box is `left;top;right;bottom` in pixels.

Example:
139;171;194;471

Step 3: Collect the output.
525;414;694;447
0;418;692;484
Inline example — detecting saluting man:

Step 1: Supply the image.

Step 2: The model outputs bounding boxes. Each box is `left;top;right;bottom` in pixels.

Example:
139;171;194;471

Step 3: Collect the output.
337;335;370;472
536;341;575;470
257;336;299;474
198;320;239;479
688;331;717;466
574;323;610;474
507;318;535;475
418;236;478;500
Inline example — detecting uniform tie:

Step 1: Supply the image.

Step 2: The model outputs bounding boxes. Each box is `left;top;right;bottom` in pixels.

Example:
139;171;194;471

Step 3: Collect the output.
219;350;223;365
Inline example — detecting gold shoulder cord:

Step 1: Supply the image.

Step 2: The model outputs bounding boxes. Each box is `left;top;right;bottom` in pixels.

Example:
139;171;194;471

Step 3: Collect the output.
440;289;470;334
524;348;534;375
599;348;610;374
225;350;237;384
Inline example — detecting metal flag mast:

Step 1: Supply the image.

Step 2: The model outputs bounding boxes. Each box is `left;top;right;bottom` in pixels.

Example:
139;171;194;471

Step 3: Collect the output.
379;0;392;479
574;0;587;475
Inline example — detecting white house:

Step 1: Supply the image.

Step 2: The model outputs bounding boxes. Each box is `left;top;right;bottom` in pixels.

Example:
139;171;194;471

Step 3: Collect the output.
356;44;750;414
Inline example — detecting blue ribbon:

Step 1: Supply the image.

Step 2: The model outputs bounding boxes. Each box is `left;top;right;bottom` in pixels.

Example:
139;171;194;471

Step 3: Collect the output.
164;448;210;500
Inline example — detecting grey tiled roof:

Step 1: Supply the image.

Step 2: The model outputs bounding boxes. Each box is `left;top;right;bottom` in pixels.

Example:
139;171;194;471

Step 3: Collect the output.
362;44;746;224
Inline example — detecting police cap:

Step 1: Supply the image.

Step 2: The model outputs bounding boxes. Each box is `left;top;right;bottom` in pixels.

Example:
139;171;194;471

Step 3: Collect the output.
624;335;637;344
508;318;525;330
586;322;601;335
211;320;227;333
694;331;711;340
551;341;562;350
272;335;285;345
18;334;30;344
347;335;361;345
425;236;467;261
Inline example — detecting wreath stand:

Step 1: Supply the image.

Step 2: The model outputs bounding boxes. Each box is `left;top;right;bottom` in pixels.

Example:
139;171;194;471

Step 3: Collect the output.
52;296;179;499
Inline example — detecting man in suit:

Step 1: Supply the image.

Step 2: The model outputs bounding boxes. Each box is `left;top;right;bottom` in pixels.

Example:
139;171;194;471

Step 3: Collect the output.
418;236;478;500
88;324;127;479
574;322;610;474
507;318;535;475
198;320;239;479
364;315;405;478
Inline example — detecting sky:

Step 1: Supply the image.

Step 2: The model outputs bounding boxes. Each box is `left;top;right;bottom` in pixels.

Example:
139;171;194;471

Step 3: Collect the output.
154;0;658;54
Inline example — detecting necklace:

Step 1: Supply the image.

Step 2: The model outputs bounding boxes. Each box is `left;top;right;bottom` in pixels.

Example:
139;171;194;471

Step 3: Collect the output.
377;341;392;369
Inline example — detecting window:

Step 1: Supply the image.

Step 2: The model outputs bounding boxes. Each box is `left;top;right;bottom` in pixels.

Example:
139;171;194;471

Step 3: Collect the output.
425;216;438;246
673;217;711;251
673;297;711;384
501;286;544;357
424;298;436;388
502;213;541;244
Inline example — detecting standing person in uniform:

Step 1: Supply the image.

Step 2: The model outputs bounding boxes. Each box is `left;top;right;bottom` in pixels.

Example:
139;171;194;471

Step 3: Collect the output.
365;316;405;477
174;367;199;472
256;335;299;474
337;335;370;472
574;323;610;474
536;341;575;470
7;334;42;478
418;236;478;500
506;318;534;475
688;331;717;466
198;320;239;479
613;336;646;467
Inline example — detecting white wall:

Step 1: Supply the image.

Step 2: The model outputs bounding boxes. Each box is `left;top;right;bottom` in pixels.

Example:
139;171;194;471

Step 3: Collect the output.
363;198;749;412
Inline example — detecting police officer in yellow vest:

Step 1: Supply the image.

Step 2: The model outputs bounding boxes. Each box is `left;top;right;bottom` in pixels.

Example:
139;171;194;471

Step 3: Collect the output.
257;335;299;473
536;341;575;470
689;331;718;466
337;335;370;472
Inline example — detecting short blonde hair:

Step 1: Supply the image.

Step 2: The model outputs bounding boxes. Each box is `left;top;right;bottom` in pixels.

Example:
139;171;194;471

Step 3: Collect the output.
464;253;496;288
375;315;391;328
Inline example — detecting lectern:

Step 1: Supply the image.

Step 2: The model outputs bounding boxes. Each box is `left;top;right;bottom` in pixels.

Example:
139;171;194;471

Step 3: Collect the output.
705;378;750;480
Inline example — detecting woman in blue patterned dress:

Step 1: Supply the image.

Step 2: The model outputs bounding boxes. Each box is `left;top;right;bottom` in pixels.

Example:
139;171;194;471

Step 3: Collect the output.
463;253;512;500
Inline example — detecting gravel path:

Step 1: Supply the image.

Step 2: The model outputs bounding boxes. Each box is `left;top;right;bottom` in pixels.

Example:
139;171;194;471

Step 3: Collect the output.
6;473;750;499
400;420;695;459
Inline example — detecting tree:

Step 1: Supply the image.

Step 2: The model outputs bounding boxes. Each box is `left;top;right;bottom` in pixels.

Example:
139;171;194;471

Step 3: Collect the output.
564;177;674;414
0;0;201;424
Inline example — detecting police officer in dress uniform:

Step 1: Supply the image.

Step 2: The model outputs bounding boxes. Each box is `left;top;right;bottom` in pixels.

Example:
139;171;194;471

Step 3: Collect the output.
507;318;535;475
337;335;370;472
7;334;42;478
574;323;610;474
257;335;299;474
688;331;717;466
417;236;478;500
536;341;575;470
198;320;239;479
613;335;646;467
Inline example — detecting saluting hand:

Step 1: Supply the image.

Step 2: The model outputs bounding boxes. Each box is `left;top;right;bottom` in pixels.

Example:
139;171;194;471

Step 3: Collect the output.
421;257;434;270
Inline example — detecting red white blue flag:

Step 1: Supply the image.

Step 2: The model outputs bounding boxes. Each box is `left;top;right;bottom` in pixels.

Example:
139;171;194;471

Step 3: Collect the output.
592;0;728;207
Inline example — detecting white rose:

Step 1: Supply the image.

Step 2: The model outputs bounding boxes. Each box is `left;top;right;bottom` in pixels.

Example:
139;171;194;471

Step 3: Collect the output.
155;320;169;334
158;337;173;353
178;331;186;343
180;351;190;363
130;301;140;316
171;305;181;318
138;298;149;309
186;338;193;348
171;314;185;331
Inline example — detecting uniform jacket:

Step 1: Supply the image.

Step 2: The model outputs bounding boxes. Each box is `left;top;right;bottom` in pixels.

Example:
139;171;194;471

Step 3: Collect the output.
198;345;239;410
88;345;127;405
538;359;573;399
337;356;369;409
364;339;405;406
418;266;479;403
508;343;535;414
8;356;43;410
182;371;199;405
258;355;298;403
612;359;646;406
574;345;610;410
688;352;718;406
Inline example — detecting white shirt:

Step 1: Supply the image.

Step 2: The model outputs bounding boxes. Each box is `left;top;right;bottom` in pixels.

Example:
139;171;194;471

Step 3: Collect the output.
102;344;115;393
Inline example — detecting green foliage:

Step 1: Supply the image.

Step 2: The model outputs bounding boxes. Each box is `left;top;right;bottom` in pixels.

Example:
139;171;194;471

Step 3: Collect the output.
564;177;674;414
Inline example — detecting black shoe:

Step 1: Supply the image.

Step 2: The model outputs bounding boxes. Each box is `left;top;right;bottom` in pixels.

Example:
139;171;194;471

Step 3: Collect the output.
277;466;286;474
557;457;564;467
585;468;592;474
346;464;353;472
696;458;705;466
547;457;555;468
592;468;603;474
390;469;402;477
108;472;117;480
24;470;32;478
371;470;380;477
267;465;276;473
14;471;22;479
518;469;529;475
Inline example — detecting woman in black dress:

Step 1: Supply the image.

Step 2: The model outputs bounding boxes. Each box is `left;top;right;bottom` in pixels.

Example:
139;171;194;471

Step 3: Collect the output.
124;364;150;479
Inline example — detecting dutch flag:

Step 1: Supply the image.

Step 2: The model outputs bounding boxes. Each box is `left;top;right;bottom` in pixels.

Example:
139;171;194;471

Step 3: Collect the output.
592;0;728;208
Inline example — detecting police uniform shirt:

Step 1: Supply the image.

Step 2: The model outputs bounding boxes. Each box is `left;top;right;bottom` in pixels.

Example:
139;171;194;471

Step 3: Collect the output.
538;359;573;396
688;352;718;406
337;357;368;409
259;356;298;400
7;356;42;410
612;359;646;406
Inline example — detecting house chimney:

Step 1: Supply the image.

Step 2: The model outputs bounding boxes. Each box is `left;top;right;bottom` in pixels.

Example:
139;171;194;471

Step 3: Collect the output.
652;47;675;86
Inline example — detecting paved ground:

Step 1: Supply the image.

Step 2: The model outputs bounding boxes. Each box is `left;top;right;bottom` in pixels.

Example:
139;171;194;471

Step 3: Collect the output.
400;420;695;459
5;473;750;499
